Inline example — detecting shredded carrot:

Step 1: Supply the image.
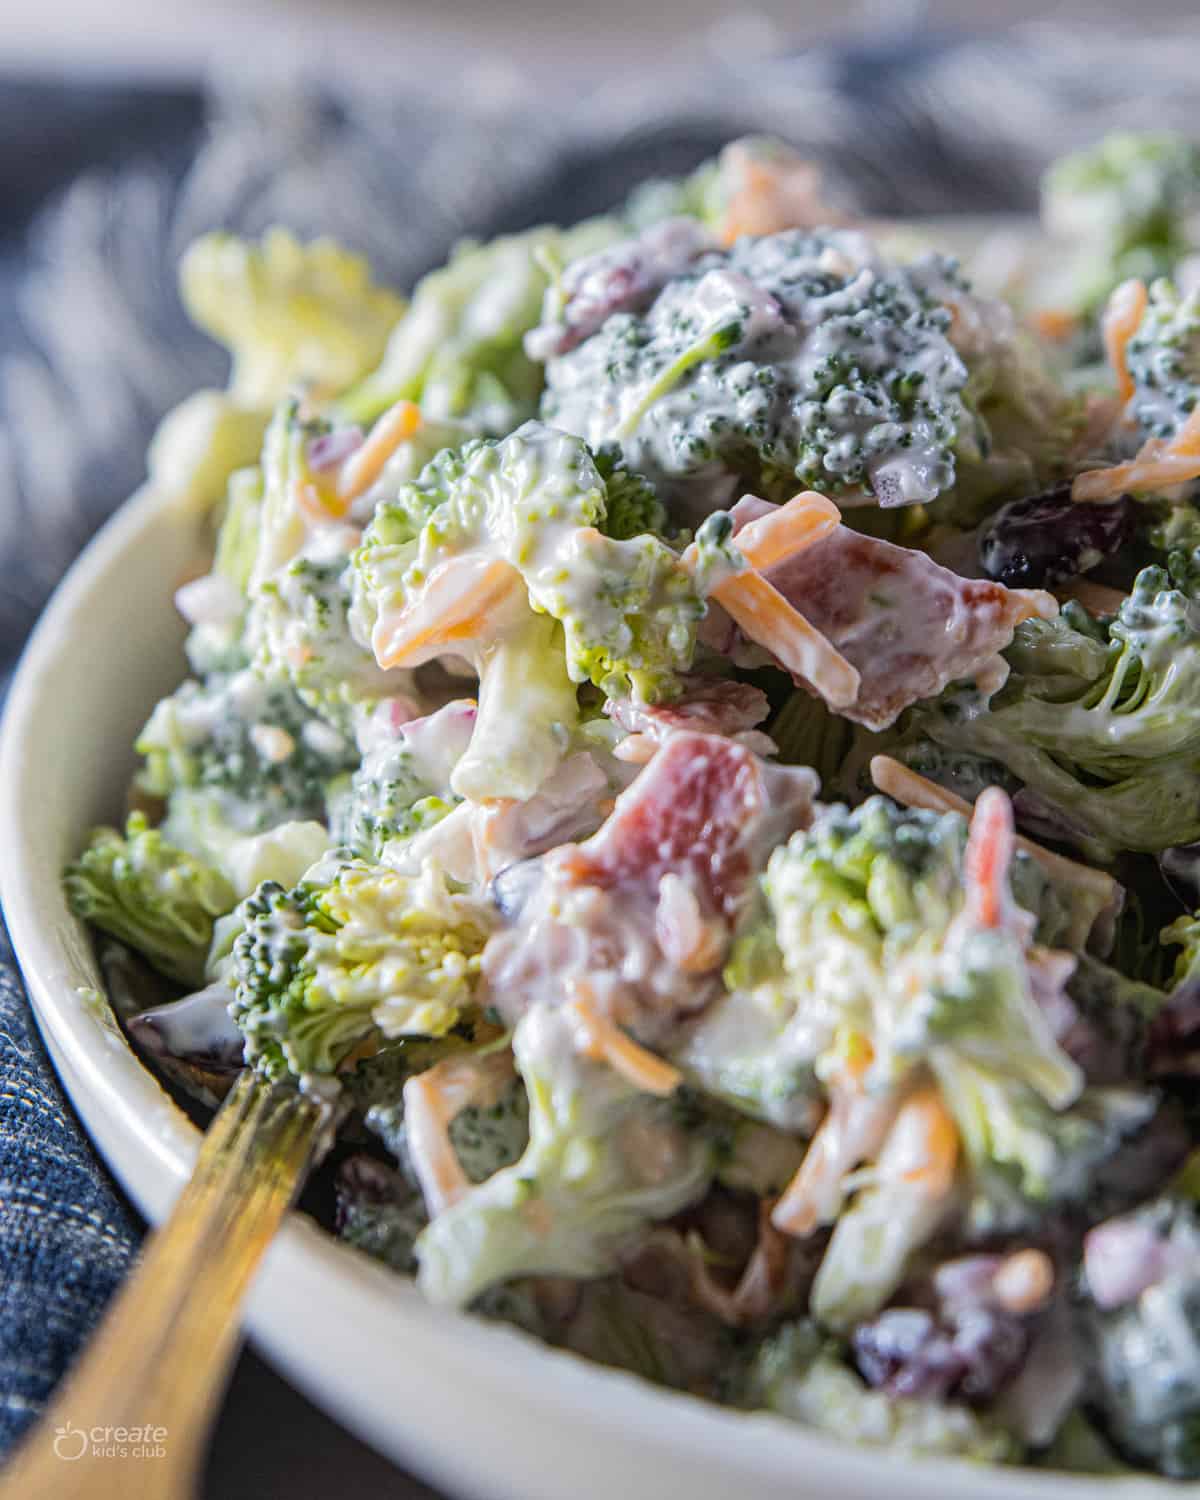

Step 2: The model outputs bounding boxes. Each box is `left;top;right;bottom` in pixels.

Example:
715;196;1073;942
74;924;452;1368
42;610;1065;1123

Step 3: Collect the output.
1103;278;1148;407
1073;453;1200;502
402;1052;515;1216
1072;370;1200;503
403;1070;472;1216
963;786;1015;931
294;478;347;526
1032;307;1078;342
884;1087;959;1197
719;148;827;245
565;991;682;1097
1168;404;1200;458
711;570;861;709
1008;588;1059;624
1055;576;1128;616
373;557;525;669
771;1045;894;1239
731;492;841;571
337;399;422;504
869;755;1120;911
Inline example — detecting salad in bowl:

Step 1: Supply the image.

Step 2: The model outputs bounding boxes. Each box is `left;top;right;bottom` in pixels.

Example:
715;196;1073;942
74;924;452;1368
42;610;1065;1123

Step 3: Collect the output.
61;129;1200;1480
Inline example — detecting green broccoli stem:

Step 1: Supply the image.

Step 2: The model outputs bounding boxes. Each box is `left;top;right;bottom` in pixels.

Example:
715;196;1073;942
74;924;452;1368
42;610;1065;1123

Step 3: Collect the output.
450;611;579;802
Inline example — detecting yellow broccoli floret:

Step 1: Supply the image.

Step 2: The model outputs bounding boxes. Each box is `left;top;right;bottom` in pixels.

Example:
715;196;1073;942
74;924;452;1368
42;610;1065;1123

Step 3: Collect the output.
180;228;405;407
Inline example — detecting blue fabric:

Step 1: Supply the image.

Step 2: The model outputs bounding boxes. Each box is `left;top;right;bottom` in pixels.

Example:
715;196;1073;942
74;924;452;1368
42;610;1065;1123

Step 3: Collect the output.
3;31;1200;1457
0;918;139;1449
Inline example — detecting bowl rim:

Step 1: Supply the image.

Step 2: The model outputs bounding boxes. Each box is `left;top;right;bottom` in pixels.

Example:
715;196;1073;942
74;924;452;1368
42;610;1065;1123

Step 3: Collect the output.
0;480;1164;1500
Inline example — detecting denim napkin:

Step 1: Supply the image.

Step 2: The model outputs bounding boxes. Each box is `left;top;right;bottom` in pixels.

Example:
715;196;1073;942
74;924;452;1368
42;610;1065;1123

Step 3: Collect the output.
2;27;1199;1454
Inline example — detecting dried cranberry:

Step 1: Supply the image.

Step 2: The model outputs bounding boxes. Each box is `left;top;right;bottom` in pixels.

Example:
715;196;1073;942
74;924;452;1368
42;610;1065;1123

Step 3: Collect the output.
852;1308;963;1400
979;486;1135;589
852;1302;1030;1405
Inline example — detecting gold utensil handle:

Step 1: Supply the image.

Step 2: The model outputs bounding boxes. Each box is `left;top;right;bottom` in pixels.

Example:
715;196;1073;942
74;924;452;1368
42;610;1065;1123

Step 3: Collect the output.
1;1071;319;1500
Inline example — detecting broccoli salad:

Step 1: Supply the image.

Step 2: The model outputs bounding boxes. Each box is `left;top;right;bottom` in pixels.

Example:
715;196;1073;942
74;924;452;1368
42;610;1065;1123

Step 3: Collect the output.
65;130;1200;1478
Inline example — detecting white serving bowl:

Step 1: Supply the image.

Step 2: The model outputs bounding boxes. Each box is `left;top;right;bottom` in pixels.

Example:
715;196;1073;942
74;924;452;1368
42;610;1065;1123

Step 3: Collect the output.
0;481;1165;1500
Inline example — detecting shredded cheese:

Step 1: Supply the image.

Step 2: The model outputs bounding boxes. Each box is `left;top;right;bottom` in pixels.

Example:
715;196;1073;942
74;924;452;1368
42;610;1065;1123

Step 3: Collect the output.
1073;453;1200;502
711;569;861;709
869;754;1120;911
372;557;525;669
403;1069;472;1216
1032;307;1078;342
731;491;841;571
338;398;422;504
1073;377;1200;503
1103;278;1148;407
963;786;1015;931
565;992;682;1097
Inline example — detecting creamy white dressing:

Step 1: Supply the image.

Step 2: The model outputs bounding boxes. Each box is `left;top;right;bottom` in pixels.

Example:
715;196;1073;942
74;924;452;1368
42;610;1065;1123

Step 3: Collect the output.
543;228;971;516
762;523;1049;729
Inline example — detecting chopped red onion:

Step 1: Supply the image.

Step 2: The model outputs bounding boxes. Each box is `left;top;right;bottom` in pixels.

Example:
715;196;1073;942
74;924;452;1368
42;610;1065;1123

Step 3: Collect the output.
1085;1217;1169;1309
174;572;243;628
308;427;363;472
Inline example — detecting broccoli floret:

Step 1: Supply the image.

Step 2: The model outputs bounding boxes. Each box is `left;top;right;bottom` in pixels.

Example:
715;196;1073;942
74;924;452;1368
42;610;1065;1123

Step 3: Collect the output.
366;1072;530;1189
249;397;332;591
212;466;264;599
542;226;1074;522
754;800;1155;1249
681;797;1083;1134
591;445;669;540
916;559;1200;858
230;860;494;1080
331;701;475;863
672;920;824;1135
741;1322;1017;1462
1125;276;1200;442
1151;497;1200;557
64;813;236;985
1042;132;1200;318
180;228;405;407
336;1156;429;1275
1078;1187;1200;1477
415;1005;713;1307
247;549;400;735
137;667;356;838
334;752;455;863
941;1060;1156;1236
340;219;622;432
351;422;701;798
147;391;270;514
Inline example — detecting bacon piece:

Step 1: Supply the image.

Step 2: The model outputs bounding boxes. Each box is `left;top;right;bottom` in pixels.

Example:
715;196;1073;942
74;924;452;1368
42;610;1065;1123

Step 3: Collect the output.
561;732;813;922
761;526;1056;729
604;676;770;744
525;217;713;361
481;733;818;1040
